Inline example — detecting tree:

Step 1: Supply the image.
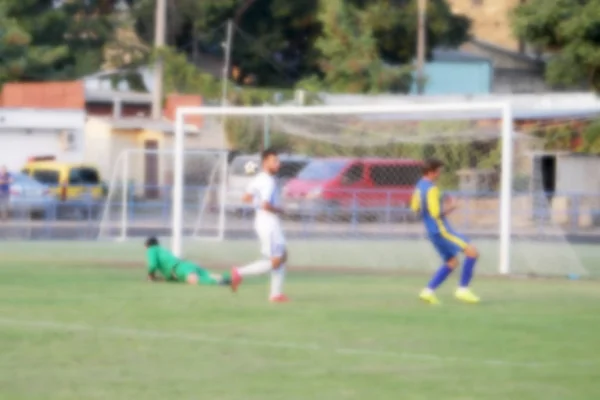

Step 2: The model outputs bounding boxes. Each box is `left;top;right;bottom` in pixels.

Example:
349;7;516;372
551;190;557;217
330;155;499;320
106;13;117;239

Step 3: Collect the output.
0;5;45;83
229;0;320;86
512;0;600;154
0;0;115;84
580;120;600;154
131;0;470;90
132;0;319;86
512;0;600;91
363;0;470;65
132;0;236;51
300;0;411;93
153;46;221;98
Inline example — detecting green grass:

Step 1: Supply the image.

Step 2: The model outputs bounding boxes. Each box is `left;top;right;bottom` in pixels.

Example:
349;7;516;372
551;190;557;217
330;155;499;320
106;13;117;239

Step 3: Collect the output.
0;255;599;400
2;239;599;276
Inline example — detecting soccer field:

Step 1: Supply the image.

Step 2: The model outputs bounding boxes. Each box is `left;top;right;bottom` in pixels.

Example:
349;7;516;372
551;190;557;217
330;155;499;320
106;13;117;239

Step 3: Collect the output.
2;237;600;277
0;241;599;400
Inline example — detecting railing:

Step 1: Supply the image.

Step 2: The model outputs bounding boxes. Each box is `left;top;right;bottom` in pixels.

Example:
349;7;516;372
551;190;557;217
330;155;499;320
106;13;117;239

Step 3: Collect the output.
2;184;600;240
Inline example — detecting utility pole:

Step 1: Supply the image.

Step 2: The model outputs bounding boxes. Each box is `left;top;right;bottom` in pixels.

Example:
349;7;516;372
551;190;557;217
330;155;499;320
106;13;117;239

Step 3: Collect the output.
152;0;167;119
416;0;427;95
221;19;234;107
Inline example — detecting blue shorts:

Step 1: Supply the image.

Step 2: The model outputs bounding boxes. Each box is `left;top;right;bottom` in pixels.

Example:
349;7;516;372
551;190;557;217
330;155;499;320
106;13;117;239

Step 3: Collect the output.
429;232;469;261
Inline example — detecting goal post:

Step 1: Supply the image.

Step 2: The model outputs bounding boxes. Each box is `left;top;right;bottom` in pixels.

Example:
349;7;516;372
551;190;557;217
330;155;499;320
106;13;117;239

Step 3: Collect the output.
499;104;513;275
98;148;228;243
173;102;515;272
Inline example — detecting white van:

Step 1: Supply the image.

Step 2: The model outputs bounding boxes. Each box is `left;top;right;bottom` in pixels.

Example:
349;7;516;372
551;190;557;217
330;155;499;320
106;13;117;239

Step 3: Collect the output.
226;154;311;214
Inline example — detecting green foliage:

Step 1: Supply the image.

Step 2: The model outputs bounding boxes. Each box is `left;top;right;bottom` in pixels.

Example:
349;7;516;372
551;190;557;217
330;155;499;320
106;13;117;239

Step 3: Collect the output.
512;0;600;91
300;0;412;94
225;118;501;190
152;47;222;98
512;0;600;164
399;122;501;188
132;0;236;48
0;0;114;84
580;119;600;154
132;0;470;91
229;0;321;86
0;5;36;83
364;0;470;65
531;125;575;151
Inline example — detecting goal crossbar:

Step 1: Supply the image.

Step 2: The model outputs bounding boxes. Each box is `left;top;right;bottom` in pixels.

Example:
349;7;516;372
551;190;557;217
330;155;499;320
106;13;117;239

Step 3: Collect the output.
176;102;510;119
173;102;514;274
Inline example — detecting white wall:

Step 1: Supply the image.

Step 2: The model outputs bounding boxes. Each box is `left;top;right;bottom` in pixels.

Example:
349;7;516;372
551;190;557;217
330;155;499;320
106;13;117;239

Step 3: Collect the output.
83;118;113;181
557;157;600;193
0;109;85;130
0;109;85;171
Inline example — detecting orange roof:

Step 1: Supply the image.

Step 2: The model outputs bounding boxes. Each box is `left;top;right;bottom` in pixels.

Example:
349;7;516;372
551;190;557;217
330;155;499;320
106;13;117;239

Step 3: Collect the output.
0;81;85;109
164;94;203;128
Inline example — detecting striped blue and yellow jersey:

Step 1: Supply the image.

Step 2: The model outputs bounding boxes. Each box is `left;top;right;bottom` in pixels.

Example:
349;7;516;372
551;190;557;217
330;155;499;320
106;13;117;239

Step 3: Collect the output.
410;178;449;236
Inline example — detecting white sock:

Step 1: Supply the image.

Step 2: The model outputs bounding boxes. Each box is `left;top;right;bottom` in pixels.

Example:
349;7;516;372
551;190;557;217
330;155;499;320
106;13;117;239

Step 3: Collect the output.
237;259;272;277
270;263;286;298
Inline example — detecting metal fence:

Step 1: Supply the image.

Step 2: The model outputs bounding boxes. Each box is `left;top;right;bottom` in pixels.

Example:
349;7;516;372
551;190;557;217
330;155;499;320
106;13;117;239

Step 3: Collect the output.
2;185;600;241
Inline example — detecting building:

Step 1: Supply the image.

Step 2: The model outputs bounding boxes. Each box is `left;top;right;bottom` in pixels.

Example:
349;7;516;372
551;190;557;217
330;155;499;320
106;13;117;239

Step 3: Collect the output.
0;80;224;195
444;0;559;93
83;68;154;117
84;94;213;196
0;82;86;171
462;40;547;93
410;49;493;95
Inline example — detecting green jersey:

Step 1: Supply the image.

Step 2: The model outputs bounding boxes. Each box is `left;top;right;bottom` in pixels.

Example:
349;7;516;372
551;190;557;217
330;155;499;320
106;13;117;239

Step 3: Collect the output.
146;246;181;280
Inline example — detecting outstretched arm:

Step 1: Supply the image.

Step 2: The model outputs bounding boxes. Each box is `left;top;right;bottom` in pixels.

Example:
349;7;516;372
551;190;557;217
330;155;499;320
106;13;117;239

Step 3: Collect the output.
260;200;283;215
147;272;166;282
242;192;253;204
146;247;161;281
442;195;458;216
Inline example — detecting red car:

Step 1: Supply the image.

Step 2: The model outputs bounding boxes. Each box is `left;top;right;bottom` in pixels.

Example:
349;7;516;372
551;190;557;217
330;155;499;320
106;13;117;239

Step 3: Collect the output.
283;157;423;220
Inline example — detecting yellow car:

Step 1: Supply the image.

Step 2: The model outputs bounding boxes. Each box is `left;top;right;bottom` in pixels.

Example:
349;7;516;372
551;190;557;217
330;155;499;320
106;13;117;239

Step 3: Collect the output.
22;157;105;218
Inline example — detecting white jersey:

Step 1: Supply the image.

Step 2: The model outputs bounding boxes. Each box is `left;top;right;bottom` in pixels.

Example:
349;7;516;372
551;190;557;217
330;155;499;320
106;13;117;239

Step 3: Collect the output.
246;171;282;230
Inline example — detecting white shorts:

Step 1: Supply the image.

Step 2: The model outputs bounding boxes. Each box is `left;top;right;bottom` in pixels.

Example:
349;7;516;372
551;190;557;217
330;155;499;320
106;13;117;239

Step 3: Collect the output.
256;225;286;258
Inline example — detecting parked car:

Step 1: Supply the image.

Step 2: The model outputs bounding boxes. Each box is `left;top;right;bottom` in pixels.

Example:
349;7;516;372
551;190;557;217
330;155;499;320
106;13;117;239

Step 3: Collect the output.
9;172;57;218
283;158;423;220
22;156;104;219
226;153;311;215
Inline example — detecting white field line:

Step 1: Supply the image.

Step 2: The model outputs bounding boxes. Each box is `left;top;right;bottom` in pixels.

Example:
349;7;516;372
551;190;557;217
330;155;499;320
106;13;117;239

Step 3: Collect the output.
0;317;595;369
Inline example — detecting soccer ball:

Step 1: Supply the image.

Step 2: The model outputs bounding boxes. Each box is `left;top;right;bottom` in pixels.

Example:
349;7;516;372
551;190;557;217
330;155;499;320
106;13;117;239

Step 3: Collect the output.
244;161;258;175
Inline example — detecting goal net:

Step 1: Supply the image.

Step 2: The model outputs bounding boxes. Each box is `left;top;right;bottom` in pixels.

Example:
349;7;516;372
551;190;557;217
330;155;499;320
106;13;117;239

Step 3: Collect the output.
118;103;590;278
98;149;227;243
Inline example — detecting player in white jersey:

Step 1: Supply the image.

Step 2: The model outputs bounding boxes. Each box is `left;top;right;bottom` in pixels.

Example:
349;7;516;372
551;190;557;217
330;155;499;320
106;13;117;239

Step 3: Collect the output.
230;148;289;303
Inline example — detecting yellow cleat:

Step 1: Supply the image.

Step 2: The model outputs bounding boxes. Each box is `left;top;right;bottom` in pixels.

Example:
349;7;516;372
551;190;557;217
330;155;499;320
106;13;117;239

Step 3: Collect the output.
455;288;480;304
419;289;441;305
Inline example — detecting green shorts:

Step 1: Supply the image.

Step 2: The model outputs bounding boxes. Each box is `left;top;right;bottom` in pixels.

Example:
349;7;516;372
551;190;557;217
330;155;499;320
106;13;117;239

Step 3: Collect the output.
173;262;217;285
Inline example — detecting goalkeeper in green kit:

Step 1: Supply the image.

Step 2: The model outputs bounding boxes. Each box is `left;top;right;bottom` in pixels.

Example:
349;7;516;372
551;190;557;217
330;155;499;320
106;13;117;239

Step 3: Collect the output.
145;237;231;286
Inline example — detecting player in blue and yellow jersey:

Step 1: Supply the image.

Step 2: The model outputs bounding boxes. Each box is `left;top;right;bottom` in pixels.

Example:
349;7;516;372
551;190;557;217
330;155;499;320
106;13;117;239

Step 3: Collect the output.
410;159;480;305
